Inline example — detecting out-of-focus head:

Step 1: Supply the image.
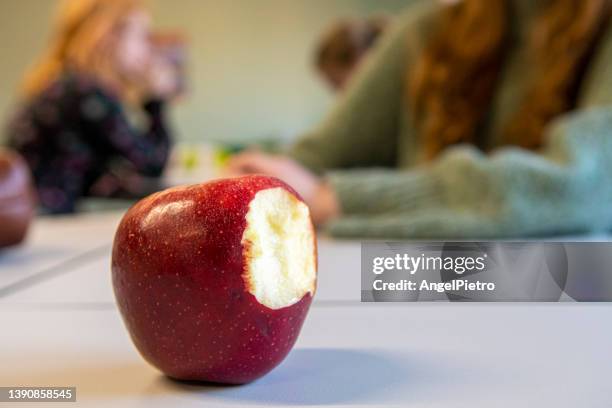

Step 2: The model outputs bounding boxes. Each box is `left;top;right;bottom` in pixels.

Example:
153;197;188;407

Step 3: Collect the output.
23;0;152;97
113;7;153;80
315;17;387;92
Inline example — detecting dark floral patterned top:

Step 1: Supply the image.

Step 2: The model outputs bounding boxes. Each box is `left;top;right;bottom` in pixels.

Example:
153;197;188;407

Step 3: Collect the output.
5;72;171;214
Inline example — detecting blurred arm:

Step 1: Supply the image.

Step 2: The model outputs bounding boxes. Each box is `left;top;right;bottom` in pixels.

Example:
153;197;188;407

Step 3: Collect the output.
81;91;172;178
323;106;612;238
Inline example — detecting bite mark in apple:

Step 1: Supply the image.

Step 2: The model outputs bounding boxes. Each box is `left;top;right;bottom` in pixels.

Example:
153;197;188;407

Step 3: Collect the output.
242;187;317;310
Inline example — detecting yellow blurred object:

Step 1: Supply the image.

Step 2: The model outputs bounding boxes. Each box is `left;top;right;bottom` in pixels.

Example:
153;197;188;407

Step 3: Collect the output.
181;149;199;171
213;149;232;169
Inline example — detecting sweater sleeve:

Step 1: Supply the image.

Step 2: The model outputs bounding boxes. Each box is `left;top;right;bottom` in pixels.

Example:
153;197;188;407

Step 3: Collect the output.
287;2;435;175
81;91;171;178
325;106;612;238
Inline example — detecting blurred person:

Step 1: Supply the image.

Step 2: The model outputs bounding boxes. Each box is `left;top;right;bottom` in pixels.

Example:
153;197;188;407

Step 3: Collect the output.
0;149;34;248
5;0;181;214
229;0;612;238
316;16;388;91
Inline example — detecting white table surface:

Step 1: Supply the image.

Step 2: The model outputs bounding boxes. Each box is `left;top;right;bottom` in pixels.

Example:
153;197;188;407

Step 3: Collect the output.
1;211;612;407
0;212;120;295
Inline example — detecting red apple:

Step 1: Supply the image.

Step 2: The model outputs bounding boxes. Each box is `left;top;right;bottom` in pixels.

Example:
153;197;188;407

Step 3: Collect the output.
0;149;34;249
112;175;317;384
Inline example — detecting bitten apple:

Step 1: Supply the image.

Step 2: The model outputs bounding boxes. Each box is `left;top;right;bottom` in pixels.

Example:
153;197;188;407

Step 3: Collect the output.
112;175;317;384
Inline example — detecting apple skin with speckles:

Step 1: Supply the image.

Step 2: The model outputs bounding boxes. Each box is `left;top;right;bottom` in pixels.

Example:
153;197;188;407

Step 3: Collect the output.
112;175;317;384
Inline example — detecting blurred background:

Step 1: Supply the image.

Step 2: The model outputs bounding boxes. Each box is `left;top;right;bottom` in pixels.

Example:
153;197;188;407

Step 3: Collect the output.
0;0;408;146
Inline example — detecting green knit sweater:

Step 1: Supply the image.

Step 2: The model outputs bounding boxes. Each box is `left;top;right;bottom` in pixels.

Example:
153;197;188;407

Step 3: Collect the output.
288;0;612;239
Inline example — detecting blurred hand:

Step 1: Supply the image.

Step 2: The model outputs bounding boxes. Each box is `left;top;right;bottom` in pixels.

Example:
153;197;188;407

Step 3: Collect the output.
226;151;340;225
144;56;180;100
227;151;319;202
0;149;34;248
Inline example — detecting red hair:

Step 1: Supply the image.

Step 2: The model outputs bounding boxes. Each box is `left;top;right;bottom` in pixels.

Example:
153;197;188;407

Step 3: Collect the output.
409;0;611;159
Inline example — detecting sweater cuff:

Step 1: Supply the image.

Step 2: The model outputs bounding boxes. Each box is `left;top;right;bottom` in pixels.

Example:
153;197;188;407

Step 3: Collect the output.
326;169;444;216
143;99;165;117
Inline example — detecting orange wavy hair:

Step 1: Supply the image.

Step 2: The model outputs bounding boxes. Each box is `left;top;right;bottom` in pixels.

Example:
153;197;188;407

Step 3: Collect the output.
22;0;145;99
409;0;611;160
